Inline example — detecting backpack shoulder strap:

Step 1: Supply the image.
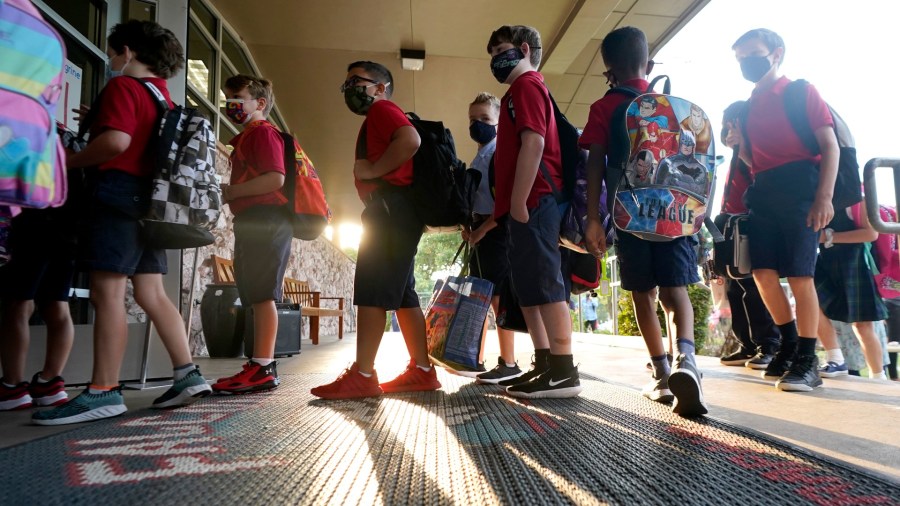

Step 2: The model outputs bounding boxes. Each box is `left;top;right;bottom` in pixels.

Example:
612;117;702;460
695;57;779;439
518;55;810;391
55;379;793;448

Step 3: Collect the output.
783;79;819;155
280;131;297;207
647;75;671;94
129;77;170;115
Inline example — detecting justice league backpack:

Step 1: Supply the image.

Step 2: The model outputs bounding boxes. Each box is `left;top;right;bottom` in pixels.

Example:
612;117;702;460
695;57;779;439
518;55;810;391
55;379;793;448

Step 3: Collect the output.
606;76;718;242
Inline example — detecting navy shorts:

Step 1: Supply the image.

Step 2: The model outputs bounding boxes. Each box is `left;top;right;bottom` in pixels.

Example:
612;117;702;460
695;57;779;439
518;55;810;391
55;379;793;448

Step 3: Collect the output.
506;195;567;307
745;162;819;278
469;216;509;286
354;189;424;309
233;206;293;305
0;209;76;302
80;170;167;276
616;231;700;292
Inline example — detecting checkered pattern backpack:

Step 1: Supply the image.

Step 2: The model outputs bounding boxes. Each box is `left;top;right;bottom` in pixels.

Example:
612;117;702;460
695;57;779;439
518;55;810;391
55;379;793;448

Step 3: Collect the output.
138;80;221;249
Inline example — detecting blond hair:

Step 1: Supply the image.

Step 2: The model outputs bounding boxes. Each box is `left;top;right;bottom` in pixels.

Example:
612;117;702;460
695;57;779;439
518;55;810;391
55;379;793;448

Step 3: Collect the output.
470;92;500;112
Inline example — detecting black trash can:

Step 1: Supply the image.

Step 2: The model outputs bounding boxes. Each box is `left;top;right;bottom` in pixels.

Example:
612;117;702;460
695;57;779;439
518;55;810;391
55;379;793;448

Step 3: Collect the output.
200;284;245;357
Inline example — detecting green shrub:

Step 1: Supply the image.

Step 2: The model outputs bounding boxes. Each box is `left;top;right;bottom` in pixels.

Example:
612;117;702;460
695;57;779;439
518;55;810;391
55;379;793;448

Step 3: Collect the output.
616;284;713;353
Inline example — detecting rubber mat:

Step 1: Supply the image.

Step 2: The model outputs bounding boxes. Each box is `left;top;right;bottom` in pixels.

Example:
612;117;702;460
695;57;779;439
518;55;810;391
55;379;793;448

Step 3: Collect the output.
0;372;897;505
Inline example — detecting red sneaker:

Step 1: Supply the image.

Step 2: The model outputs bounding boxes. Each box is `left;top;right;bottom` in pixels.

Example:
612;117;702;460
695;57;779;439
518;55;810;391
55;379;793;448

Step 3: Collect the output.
311;363;383;400
380;360;441;393
212;361;279;394
28;373;68;406
0;381;32;411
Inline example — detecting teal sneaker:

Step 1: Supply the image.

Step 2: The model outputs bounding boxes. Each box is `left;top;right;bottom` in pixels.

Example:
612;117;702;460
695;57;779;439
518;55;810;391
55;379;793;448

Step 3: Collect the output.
32;389;126;426
152;366;212;409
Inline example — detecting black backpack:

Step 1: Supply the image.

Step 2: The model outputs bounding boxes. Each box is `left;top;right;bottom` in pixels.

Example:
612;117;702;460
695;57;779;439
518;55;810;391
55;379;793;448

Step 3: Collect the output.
358;113;476;230
783;79;862;210
506;92;580;204
405;113;477;229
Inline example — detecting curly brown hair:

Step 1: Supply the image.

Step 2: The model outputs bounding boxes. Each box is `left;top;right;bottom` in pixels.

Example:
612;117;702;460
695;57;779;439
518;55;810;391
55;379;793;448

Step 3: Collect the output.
108;20;184;79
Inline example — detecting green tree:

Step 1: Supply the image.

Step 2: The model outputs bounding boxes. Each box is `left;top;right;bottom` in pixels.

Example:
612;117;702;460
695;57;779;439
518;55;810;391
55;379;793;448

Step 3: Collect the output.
616;284;712;353
414;233;465;292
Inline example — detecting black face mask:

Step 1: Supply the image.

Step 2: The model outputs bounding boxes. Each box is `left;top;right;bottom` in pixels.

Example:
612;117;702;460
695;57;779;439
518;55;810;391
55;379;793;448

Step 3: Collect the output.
739;54;772;83
490;47;524;83
469;120;496;144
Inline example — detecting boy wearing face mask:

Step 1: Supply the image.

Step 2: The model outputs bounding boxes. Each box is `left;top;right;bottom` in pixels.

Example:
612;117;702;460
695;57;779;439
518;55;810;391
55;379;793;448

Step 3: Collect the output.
33;20;212;425
212;75;291;394
582;26;707;417
732;29;838;392
484;25;581;399
459;92;523;384
311;61;439;399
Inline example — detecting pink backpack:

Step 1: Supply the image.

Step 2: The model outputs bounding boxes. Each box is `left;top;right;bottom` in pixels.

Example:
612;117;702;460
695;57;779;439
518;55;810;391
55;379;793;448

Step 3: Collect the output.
0;0;67;209
853;203;900;299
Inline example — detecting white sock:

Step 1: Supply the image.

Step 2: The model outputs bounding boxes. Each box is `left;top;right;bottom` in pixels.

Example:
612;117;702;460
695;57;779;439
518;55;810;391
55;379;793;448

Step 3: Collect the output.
358;370;373;378
35;374;50;384
505;361;517;368
173;363;195;381
825;348;845;364
870;370;887;380
416;364;432;372
2;382;16;389
252;358;274;367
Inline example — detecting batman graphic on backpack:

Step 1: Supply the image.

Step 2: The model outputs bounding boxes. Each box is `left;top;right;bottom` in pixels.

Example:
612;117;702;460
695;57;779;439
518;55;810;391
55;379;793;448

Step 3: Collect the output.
606;76;718;242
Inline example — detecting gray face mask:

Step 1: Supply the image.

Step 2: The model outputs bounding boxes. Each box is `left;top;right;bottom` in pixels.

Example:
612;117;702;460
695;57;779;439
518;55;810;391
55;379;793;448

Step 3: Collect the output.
739;54;772;83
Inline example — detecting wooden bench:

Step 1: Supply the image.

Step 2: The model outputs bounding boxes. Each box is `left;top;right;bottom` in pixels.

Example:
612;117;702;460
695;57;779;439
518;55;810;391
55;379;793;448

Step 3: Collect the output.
282;277;344;345
209;255;344;345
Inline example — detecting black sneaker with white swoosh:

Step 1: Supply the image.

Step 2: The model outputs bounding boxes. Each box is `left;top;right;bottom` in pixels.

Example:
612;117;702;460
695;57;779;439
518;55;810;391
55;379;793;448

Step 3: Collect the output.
505;366;582;399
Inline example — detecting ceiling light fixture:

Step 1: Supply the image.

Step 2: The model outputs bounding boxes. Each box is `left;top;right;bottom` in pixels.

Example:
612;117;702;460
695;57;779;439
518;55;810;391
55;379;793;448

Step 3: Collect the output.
400;48;426;71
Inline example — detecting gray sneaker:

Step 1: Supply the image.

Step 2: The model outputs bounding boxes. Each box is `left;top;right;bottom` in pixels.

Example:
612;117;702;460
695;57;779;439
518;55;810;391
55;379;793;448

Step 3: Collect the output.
152;366;213;409
668;353;708;417
32;388;127;426
641;369;674;404
476;357;524;384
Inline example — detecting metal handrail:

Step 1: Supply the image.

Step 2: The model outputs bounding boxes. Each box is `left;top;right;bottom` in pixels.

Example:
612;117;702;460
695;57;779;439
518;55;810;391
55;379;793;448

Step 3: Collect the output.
864;158;900;234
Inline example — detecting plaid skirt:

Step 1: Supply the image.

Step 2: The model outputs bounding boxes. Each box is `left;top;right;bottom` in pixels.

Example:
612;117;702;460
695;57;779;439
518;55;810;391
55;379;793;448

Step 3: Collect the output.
816;244;887;323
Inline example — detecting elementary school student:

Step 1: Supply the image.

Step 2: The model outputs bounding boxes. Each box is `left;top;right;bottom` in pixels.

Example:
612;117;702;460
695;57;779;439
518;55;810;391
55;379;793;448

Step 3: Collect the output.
582;26;707;416
212;75;293;395
484;25;581;398
462;91;523;384
33;20;212;425
732;28;838;392
311;61;440;399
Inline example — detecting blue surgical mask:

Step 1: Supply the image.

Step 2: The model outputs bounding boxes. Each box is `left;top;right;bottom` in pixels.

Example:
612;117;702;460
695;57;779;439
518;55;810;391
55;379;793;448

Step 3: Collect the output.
106;68;123;81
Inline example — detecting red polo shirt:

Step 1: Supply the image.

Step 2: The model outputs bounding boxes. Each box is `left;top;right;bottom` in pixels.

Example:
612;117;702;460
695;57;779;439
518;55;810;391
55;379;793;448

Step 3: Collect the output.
493;71;563;218
354;100;415;201
92;76;173;177
228;120;287;215
579;79;650;150
745;76;833;174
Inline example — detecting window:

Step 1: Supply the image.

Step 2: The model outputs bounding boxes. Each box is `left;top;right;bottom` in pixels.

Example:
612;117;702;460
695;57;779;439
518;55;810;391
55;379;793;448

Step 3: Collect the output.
124;0;156;22
42;0;105;48
187;20;217;102
186;0;291;138
223;30;253;76
191;0;218;39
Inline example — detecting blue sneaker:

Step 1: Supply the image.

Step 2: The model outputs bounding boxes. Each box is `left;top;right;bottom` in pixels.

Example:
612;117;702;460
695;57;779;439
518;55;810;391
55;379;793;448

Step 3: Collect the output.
152;366;213;409
32;389;126;426
818;361;849;378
